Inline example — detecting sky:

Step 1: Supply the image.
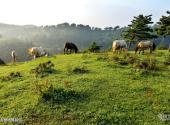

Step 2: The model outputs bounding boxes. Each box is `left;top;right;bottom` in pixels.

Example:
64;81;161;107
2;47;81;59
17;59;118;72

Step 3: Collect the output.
0;0;169;28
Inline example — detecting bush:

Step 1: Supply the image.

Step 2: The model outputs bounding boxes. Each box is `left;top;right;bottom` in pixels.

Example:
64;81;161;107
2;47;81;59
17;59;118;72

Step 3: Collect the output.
31;61;55;77
88;42;101;52
72;66;89;74
111;54;129;65
0;72;22;82
127;56;138;64
67;65;89;74
112;55;120;62
133;57;158;70
42;88;87;104
32;80;53;94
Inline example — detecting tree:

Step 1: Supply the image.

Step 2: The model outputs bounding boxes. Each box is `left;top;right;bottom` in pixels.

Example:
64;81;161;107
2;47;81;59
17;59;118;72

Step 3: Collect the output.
88;42;101;52
77;24;85;29
155;11;170;37
70;23;76;28
94;27;102;31
104;27;113;31
113;26;120;31
84;25;91;30
57;23;70;28
123;14;157;48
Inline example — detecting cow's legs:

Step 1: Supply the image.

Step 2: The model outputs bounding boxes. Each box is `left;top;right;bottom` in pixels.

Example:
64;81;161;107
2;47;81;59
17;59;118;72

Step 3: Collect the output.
69;49;71;54
33;55;36;60
150;47;152;54
66;49;69;54
139;50;141;54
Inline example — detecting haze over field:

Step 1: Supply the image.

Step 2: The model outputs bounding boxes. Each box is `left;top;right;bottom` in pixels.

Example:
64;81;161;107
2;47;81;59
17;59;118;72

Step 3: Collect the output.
0;0;169;27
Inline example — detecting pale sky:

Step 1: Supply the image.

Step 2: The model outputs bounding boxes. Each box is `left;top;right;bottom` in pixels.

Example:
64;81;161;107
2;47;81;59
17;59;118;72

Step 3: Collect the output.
0;0;169;28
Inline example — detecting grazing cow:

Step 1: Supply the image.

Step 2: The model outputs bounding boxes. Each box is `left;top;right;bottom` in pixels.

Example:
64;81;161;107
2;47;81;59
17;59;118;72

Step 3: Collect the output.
112;40;128;53
11;50;17;63
28;47;47;60
64;42;78;54
135;40;156;54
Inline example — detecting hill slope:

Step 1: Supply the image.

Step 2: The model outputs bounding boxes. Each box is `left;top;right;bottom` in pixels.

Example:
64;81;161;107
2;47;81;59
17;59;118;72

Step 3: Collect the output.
0;52;170;125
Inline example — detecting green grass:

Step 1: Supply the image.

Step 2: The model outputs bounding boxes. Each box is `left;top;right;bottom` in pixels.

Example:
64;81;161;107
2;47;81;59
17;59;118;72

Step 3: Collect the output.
0;51;170;125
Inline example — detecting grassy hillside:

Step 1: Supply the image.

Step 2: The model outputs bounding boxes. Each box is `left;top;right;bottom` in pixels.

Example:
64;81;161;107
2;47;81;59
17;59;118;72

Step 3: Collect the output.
0;51;170;125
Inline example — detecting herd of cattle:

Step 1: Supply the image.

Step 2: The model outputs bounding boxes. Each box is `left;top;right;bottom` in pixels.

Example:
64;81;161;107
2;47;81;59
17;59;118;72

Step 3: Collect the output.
11;42;79;63
10;40;170;63
112;40;157;54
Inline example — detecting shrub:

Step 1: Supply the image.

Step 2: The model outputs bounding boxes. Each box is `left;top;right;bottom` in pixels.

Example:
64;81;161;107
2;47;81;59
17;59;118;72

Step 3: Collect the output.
67;65;89;74
88;42;101;52
32;80;53;94
112;54;129;65
42;88;87;104
133;57;158;70
31;61;55;77
127;56;138;64
72;66;89;74
112;55;120;62
0;72;22;82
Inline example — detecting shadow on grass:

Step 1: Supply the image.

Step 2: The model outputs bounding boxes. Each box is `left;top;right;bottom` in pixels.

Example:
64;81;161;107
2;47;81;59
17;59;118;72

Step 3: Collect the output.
42;88;88;105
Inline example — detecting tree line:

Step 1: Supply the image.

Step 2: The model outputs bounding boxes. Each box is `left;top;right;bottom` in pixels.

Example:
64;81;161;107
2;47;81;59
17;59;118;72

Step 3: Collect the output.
42;23;120;31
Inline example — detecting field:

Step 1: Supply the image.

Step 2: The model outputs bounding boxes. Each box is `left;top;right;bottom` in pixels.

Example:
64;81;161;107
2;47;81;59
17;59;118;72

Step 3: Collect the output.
0;50;170;125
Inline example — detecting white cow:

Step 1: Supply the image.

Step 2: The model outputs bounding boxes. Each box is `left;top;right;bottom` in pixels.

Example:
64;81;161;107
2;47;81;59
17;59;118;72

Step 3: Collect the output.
28;47;47;60
112;40;128;53
11;50;17;63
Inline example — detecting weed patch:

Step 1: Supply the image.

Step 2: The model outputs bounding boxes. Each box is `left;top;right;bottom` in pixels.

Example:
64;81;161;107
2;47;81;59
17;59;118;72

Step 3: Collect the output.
42;88;88;104
67;65;89;74
133;58;159;71
0;72;22;82
31;61;55;77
